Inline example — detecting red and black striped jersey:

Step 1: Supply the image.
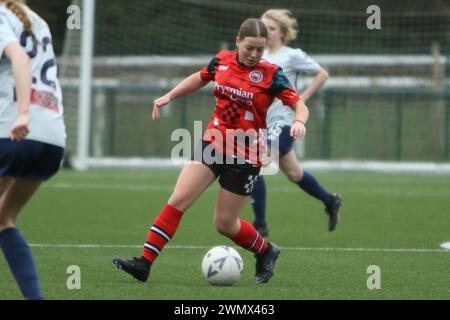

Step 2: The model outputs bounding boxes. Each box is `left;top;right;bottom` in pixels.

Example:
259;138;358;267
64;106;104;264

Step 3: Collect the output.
199;50;300;165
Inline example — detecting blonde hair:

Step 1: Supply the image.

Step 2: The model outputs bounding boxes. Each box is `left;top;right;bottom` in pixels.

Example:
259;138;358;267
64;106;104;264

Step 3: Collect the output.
0;0;32;33
261;9;298;44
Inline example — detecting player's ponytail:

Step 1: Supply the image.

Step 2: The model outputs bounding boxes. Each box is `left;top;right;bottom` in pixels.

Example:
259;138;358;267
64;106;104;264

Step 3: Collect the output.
0;0;32;33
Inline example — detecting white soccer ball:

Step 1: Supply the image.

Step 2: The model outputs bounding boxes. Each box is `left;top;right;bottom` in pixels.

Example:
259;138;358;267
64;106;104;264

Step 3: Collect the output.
201;246;243;286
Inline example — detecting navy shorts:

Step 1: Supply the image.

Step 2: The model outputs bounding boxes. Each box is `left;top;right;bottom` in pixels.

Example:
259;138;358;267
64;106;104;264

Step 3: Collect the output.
267;123;293;157
192;140;260;196
0;139;64;180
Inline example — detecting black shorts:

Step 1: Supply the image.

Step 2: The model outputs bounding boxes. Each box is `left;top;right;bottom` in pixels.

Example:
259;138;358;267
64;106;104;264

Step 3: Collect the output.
0;139;64;180
192;140;260;196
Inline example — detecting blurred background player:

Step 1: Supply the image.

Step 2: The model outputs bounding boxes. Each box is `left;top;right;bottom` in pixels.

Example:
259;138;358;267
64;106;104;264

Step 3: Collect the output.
113;18;309;284
251;9;342;237
0;0;66;299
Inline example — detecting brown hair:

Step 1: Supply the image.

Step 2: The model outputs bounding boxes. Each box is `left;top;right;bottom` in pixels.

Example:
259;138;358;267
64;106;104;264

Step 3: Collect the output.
0;0;32;33
237;18;268;40
261;9;298;44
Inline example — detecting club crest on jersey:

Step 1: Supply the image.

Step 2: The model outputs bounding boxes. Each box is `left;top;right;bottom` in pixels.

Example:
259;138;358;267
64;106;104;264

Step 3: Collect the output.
248;70;263;84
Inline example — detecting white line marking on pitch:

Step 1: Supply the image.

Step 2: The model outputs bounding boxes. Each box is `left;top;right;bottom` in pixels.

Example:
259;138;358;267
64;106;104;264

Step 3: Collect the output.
29;243;450;253
44;182;450;198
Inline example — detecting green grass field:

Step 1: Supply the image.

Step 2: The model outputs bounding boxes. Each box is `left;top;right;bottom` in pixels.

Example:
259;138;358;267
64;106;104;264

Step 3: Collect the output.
0;168;449;300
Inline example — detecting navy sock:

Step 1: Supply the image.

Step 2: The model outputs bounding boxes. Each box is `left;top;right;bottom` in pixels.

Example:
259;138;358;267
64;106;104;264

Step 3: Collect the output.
0;228;42;300
250;176;266;227
297;171;333;206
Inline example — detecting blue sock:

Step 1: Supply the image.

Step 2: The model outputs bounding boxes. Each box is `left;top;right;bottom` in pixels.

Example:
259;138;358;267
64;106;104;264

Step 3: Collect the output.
297;171;333;206
250;176;266;227
0;228;43;300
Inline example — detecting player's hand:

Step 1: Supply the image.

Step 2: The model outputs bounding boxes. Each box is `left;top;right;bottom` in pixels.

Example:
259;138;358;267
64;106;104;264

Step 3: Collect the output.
290;120;306;140
152;95;171;120
10;112;30;141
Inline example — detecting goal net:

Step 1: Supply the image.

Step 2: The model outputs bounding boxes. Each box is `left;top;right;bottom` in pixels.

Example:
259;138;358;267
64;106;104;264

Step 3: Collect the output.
60;0;450;172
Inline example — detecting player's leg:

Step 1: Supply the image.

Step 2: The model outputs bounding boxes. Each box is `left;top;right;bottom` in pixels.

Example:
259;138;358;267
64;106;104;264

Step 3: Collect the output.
249;122;285;237
0;177;43;300
113;161;217;281
0;140;62;300
167;161;217;211
0;177;42;230
279;149;342;231
250;176;268;236
214;187;249;237
217;164;279;284
143;161;216;262
0;176;12;197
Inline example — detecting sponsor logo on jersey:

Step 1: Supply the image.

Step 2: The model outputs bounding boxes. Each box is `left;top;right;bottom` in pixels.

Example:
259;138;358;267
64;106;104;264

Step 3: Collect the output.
214;83;253;99
248;70;263;84
30;89;59;113
218;65;229;71
214;82;254;106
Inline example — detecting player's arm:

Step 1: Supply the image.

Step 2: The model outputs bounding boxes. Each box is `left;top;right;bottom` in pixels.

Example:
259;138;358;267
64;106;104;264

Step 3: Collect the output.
4;42;32;141
152;71;209;120
300;67;328;102
289;98;309;140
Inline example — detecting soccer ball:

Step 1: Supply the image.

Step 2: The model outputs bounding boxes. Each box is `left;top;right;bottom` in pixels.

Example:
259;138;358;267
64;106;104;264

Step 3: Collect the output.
201;246;243;286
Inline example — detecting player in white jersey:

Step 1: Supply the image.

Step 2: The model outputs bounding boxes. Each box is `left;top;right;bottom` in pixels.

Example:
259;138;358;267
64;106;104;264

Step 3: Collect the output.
250;9;342;236
0;0;66;300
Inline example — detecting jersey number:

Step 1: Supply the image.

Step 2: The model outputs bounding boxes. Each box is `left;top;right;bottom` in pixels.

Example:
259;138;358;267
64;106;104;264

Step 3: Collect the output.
20;31;56;89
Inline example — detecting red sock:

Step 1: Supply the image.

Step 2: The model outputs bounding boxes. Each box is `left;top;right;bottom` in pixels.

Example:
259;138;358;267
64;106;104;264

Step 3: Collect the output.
141;203;184;263
230;219;268;255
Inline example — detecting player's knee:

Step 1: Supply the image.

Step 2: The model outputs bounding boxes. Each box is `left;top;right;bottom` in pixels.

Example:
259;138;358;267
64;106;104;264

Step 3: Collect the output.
286;169;303;182
214;216;235;237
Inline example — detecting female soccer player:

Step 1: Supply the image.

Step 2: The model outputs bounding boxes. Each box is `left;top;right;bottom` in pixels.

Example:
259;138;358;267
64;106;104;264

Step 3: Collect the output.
113;18;308;284
0;0;66;299
250;9;342;237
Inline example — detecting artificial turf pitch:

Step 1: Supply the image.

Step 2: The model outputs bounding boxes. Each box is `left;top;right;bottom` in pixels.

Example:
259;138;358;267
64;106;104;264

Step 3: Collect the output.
1;169;449;300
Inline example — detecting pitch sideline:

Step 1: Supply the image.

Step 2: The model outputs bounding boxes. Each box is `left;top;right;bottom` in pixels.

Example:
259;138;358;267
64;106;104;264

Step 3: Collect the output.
29;243;449;253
